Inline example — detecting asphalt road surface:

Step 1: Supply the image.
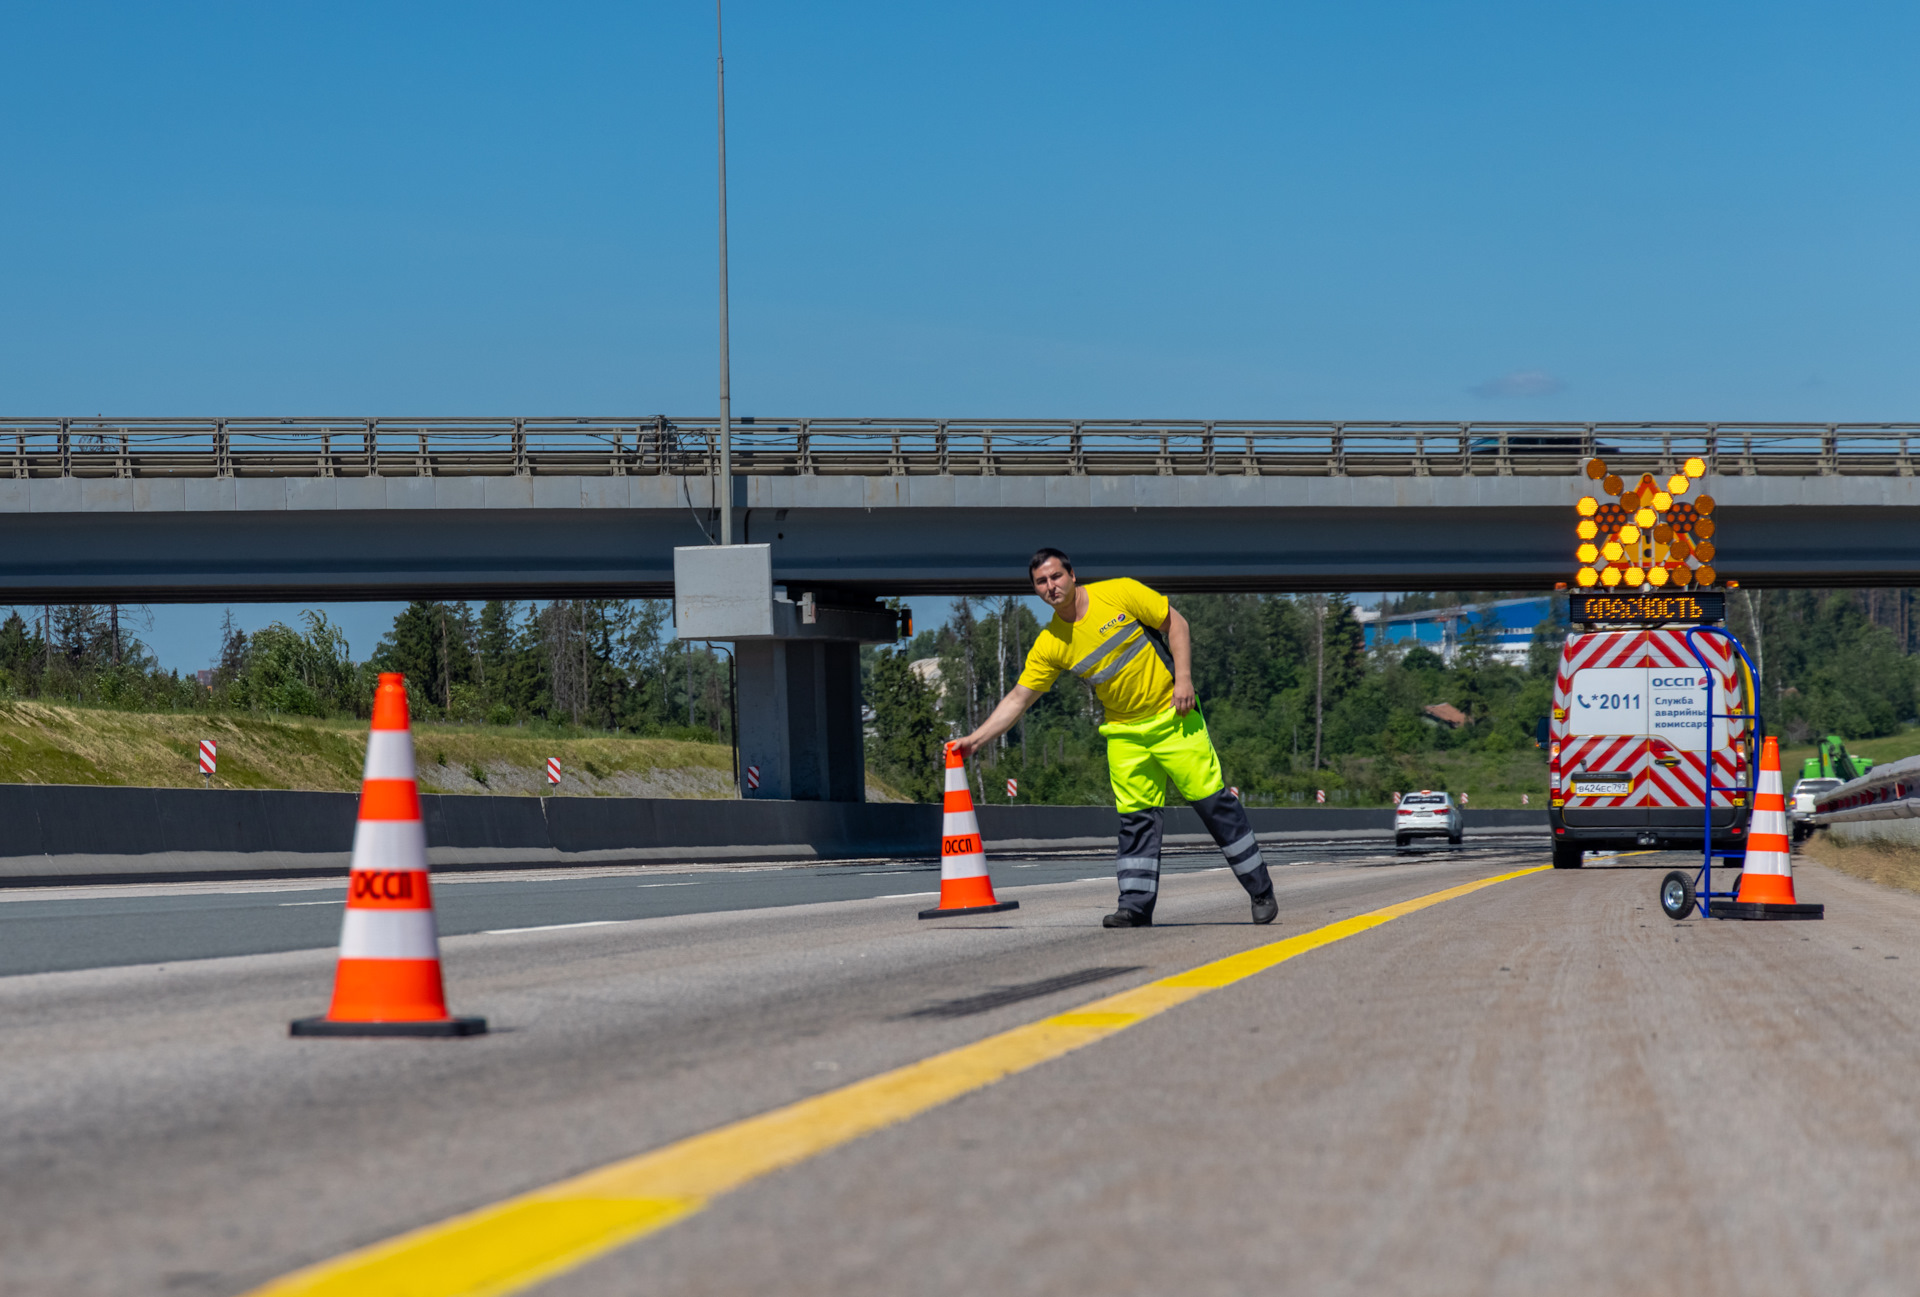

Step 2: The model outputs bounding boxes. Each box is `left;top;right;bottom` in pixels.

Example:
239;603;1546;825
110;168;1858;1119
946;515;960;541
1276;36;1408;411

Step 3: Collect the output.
4;841;1916;1296
0;833;1543;977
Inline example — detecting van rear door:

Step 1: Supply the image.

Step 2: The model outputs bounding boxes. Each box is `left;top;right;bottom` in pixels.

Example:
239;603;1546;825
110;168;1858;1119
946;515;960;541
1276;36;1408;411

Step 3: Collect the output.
1643;628;1745;821
1559;629;1649;821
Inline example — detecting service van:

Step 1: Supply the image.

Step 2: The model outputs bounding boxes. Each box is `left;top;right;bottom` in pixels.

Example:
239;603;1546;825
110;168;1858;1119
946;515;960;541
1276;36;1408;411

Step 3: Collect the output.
1547;625;1754;868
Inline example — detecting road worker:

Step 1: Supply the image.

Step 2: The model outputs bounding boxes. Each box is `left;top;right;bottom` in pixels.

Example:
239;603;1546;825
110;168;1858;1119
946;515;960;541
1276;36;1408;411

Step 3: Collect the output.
953;548;1277;927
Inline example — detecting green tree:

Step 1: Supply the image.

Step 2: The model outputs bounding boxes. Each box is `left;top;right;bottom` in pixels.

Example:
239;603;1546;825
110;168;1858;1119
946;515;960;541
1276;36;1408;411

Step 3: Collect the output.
866;648;943;801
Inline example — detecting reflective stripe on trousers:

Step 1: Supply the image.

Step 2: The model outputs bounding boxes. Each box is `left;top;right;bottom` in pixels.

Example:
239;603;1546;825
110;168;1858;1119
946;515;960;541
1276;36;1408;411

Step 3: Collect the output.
1111;788;1271;916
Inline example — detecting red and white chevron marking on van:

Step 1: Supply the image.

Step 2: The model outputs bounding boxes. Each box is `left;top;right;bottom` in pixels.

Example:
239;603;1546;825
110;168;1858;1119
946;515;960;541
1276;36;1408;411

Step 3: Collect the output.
1553;628;1746;811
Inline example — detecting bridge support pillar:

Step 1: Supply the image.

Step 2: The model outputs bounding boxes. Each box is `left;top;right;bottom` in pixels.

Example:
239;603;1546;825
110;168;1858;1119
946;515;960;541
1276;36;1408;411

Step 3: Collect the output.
674;544;904;803
734;640;865;802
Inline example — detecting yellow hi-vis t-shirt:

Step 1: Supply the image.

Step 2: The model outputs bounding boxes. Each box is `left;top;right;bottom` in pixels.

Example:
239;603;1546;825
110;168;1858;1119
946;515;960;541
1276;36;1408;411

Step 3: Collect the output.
1018;578;1174;724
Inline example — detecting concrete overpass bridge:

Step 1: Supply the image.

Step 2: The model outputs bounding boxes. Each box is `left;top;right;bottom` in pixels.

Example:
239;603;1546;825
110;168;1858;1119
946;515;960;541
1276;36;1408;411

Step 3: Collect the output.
2;417;1915;603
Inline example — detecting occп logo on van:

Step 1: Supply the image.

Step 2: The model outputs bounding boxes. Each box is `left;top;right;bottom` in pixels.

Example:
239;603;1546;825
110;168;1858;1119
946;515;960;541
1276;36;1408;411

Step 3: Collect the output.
1649;675;1709;688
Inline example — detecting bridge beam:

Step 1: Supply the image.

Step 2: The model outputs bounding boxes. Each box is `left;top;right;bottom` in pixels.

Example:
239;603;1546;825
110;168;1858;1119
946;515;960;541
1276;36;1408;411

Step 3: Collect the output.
0;474;1917;601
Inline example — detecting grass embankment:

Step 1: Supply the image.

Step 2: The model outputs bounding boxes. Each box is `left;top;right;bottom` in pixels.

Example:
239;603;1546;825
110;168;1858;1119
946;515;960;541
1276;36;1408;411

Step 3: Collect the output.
1800;833;1920;898
0;701;739;798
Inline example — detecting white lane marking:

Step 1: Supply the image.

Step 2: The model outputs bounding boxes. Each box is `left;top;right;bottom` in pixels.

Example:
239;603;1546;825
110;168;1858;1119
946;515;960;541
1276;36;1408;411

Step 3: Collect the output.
279;900;342;907
637;882;701;888
878;892;939;899
482;921;621;935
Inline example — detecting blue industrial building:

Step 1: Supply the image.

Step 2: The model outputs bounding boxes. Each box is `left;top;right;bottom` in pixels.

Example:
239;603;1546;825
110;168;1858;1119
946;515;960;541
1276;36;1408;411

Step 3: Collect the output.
1355;595;1557;667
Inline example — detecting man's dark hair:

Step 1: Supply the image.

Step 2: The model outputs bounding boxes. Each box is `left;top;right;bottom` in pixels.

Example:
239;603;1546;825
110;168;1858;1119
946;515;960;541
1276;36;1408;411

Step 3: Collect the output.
1028;547;1074;576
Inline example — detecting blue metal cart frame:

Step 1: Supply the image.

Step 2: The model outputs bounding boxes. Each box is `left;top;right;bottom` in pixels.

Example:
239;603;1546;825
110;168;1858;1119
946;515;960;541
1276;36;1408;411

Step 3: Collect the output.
1677;625;1762;917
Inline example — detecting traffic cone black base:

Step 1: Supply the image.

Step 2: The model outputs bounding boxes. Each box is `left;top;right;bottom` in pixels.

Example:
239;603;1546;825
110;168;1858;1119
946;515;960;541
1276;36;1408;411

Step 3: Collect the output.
1709;899;1825;921
918;900;1019;921
291;1015;488;1038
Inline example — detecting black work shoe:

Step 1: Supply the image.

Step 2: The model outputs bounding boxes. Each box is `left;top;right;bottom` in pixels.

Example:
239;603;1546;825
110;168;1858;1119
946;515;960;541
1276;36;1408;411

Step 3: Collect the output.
1103;908;1153;928
1251;889;1278;925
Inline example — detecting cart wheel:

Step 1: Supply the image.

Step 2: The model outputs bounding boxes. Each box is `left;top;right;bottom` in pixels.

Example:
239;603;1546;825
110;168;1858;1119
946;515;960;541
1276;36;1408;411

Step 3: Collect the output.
1660;870;1696;921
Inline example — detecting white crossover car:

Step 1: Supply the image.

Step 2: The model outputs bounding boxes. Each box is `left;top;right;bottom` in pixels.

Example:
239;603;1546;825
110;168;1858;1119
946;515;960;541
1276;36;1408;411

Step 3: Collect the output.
1790;778;1842;841
1396;791;1463;848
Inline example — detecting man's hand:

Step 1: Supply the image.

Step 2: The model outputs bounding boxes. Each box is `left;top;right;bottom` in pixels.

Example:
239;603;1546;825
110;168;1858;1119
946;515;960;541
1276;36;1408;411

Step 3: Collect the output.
1172;678;1196;715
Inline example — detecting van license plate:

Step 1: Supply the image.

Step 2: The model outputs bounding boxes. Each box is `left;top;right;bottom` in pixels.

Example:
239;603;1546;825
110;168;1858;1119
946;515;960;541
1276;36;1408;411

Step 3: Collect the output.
1574;781;1630;797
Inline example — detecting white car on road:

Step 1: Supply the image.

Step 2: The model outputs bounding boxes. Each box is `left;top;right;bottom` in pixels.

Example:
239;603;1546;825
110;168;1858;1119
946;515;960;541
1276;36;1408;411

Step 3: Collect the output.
1790;777;1842;841
1396;791;1463;848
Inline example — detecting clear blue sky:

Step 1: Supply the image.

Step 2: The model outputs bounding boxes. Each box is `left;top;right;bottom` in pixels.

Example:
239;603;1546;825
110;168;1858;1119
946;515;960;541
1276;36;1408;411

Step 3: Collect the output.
3;2;1914;668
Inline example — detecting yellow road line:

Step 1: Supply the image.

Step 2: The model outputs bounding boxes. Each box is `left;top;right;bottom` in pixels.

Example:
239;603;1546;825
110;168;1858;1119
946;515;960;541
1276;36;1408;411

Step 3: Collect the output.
246;864;1549;1297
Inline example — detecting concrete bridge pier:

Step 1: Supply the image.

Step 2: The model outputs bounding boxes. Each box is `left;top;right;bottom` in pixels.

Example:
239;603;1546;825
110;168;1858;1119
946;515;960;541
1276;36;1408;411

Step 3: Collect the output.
734;639;864;802
675;545;902;803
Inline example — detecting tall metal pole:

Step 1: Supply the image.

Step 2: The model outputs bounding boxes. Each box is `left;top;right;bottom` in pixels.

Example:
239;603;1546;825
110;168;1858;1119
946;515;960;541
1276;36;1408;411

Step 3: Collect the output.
716;0;733;546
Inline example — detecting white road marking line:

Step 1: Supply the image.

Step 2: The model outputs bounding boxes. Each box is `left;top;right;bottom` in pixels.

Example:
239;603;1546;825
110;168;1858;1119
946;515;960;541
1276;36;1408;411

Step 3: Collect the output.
878;892;939;899
278;900;342;907
636;882;701;888
482;921;621;935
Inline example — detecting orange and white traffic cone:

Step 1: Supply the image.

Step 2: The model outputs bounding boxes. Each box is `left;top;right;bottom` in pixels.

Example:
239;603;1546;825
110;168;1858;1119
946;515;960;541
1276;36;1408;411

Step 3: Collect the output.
919;743;1019;920
291;673;488;1036
1721;735;1823;920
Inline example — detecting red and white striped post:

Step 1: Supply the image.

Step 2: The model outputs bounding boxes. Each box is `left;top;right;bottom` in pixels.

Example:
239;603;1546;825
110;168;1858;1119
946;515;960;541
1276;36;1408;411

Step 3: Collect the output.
1005;777;1018;800
1315;789;1325;804
745;765;760;792
198;740;216;786
545;757;560;787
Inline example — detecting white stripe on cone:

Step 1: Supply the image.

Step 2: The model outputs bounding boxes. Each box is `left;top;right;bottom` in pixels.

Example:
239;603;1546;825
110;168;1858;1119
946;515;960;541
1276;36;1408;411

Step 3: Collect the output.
349;819;429;863
1746;760;1792;877
339;908;441;960
363;730;417;780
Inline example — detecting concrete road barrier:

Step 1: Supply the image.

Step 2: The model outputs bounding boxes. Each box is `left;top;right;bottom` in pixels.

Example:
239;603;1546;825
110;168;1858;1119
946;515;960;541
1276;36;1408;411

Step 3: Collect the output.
0;783;1547;884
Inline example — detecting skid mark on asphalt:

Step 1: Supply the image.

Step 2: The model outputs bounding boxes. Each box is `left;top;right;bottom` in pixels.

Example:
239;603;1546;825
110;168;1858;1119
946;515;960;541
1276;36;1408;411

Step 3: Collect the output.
901;965;1146;1019
242;863;1550;1297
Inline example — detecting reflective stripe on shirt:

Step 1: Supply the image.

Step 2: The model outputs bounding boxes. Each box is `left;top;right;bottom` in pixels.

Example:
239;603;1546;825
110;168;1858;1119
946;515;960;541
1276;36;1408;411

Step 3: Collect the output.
1070;623;1144;677
1084;633;1150;685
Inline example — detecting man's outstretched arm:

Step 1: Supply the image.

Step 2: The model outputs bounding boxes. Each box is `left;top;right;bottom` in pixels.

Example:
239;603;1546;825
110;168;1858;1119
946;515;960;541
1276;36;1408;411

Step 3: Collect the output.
953;685;1043;758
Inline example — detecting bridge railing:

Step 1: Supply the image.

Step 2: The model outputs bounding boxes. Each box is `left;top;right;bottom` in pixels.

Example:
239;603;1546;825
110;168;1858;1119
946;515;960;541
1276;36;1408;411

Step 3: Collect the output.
1;418;1912;479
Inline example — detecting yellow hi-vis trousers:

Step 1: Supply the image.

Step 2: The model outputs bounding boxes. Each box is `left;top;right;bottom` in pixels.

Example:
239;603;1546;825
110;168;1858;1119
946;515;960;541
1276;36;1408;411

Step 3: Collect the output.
1099;706;1225;813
